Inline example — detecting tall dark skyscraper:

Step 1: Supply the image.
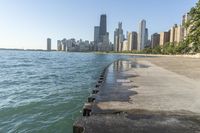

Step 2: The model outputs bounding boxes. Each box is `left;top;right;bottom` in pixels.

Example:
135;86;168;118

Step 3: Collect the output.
47;38;51;51
99;14;107;42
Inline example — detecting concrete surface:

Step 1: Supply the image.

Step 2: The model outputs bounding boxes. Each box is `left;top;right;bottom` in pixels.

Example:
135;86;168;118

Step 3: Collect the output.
74;57;200;133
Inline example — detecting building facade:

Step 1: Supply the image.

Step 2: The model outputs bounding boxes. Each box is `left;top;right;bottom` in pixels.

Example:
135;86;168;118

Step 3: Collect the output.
47;38;51;51
94;26;100;51
99;14;107;43
151;33;160;48
114;22;124;52
122;40;128;51
160;31;170;46
57;40;62;51
138;20;146;51
145;28;149;48
127;32;138;50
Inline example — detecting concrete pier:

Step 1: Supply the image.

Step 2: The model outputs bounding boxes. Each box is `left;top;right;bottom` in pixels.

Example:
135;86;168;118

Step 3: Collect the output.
74;56;200;133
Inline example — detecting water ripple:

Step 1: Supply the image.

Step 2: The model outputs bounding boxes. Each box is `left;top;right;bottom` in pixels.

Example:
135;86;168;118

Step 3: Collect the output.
0;50;135;133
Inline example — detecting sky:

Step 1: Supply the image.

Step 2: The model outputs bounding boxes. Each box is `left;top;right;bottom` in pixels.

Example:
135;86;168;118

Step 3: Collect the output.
0;0;198;50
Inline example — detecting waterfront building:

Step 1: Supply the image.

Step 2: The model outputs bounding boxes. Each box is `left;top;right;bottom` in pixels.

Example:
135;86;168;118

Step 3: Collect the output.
138;20;147;51
79;40;90;52
57;40;62;51
47;38;51;51
145;28;149;48
94;26;100;51
170;24;178;43
176;25;185;44
93;14;110;51
61;39;67;51
99;14;107;43
160;31;170;46
122;40;128;51
182;13;190;38
151;33;160;48
102;32;109;51
127;32;138;50
114;22;124;52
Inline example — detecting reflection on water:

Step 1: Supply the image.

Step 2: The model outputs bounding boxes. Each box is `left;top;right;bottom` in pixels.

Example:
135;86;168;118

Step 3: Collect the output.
113;60;132;72
113;60;149;72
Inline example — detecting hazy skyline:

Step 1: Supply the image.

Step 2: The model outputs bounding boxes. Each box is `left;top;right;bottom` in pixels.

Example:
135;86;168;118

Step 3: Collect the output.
0;0;197;49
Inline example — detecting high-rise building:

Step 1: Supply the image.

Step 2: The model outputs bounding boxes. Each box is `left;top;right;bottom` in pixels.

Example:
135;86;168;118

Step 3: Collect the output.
160;31;170;46
94;26;100;42
94;26;100;51
176;25;185;43
57;40;62;51
145;28;149;48
47;38;51;51
151;33;160;48
61;39;67;51
102;32;110;51
99;14;107;42
138;20;146;51
114;22;124;52
182;13;190;38
170;24;184;44
94;14;110;51
170;24;178;43
122;40;128;51
127;32;138;50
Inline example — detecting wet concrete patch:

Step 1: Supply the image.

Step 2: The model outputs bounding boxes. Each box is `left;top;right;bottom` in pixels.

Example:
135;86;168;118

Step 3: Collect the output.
131;62;150;68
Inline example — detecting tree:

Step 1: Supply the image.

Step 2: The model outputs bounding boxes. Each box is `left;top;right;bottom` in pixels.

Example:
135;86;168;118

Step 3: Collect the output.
185;0;200;52
151;46;162;54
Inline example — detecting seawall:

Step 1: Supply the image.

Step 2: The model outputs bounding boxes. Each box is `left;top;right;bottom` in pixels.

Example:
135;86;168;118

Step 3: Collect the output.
73;57;200;133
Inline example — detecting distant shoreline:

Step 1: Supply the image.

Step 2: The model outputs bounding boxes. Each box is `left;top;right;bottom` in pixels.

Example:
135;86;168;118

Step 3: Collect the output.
1;49;200;58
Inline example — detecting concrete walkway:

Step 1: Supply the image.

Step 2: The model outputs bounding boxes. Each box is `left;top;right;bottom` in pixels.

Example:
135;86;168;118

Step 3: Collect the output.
74;57;200;133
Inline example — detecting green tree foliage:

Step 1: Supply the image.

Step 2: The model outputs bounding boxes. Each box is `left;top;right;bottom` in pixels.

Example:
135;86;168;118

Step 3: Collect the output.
185;0;200;52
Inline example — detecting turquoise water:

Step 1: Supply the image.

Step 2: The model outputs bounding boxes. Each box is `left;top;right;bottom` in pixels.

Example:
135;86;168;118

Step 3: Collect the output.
0;50;134;133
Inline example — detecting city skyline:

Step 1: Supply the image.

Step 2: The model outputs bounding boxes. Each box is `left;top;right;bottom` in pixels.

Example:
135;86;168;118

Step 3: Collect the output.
0;0;197;49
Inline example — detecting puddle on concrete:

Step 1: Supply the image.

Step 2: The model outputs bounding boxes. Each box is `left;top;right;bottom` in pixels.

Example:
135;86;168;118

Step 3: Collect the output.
112;60;149;72
131;62;149;68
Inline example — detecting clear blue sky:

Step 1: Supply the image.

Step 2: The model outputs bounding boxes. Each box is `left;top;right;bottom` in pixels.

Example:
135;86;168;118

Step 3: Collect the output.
0;0;197;49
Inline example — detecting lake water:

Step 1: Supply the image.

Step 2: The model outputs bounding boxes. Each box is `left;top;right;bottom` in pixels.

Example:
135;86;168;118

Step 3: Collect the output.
0;50;136;133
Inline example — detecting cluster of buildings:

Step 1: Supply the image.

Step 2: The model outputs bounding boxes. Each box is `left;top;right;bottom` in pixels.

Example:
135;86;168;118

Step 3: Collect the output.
114;12;190;52
46;14;113;52
46;38;95;52
114;20;150;52
151;13;190;48
93;14;113;51
56;38;94;52
46;13;190;52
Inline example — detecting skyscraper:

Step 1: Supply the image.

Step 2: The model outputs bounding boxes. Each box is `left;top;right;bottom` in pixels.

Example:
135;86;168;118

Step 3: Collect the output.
57;40;62;51
160;31;170;46
114;22;124;52
145;28;149;48
170;24;178;43
128;32;138;50
182;13;190;38
138;20;146;51
99;14;107;42
94;26;100;51
94;14;109;51
151;33;160;48
47;38;51;51
122;40;128;51
176;25;185;43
